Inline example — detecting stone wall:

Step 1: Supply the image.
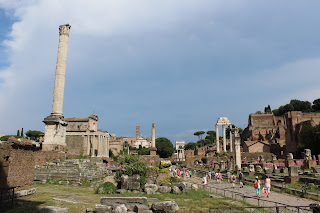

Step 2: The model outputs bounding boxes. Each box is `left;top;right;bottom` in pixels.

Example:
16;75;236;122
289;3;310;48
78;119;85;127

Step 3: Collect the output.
65;135;85;155
185;150;194;159
34;151;71;166
0;140;81;190
34;158;110;182
139;155;162;167
242;111;320;156
0;143;35;190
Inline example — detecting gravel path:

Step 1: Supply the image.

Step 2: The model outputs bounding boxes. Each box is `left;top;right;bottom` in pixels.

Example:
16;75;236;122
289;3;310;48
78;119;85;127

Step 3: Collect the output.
187;177;318;208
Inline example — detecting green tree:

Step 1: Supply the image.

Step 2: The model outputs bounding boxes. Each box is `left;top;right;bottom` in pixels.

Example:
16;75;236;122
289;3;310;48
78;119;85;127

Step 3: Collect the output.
206;130;216;144
138;147;150;155
283;103;294;112
225;125;236;139
194;131;205;146
194;131;205;140
312;98;320;112
264;105;272;113
21;128;24;137
155;137;174;158
26;130;44;141
290;99;312;112
17;130;20;137
184;142;197;150
273;99;315;116
203;139;211;146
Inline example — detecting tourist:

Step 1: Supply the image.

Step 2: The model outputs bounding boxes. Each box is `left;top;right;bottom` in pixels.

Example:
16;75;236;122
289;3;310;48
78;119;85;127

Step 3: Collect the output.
208;171;212;180
265;176;271;198
227;170;231;182
254;176;261;198
202;174;208;189
217;172;222;184
231;173;236;188
238;170;243;188
212;170;215;181
189;170;192;178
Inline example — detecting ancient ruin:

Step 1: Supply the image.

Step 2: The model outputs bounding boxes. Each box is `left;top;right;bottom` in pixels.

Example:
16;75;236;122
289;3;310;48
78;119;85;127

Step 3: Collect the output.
150;123;157;155
242;111;320;157
65;114;110;157
174;141;185;161
215;117;232;153
42;24;71;151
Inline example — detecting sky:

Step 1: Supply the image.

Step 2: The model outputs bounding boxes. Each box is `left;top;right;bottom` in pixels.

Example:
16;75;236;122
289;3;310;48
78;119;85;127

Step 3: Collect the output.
0;1;320;144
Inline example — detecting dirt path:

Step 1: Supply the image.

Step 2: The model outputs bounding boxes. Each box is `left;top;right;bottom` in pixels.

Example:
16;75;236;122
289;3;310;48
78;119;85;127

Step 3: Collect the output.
187;176;317;208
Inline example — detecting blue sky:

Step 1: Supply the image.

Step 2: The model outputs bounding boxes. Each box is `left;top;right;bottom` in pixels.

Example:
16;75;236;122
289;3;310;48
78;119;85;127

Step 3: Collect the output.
1;1;320;144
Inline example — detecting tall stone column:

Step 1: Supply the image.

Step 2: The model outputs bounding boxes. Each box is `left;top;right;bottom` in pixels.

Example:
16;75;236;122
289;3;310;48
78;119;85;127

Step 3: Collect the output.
216;125;220;153
42;24;71;151
229;124;233;152
150;123;157;155
222;124;226;152
234;129;242;171
136;125;140;139
52;24;71;116
151;123;156;148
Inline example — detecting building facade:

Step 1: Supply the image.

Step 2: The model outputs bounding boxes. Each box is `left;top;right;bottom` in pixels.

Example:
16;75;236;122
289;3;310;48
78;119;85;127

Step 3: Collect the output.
65;114;109;157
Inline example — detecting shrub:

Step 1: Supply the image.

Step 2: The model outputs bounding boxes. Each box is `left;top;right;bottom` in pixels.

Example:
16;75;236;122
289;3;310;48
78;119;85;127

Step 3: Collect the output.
0;135;21;141
116;155;149;188
171;161;182;165
160;176;183;184
160;160;172;168
95;182;117;194
159;168;168;173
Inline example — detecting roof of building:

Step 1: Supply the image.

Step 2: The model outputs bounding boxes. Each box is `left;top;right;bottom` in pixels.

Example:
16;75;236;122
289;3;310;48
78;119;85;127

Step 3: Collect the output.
67;118;90;122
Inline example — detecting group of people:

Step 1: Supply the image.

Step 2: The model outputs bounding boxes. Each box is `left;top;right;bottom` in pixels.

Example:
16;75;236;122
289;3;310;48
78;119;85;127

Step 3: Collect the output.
201;170;271;198
169;167;194;179
201;170;223;188
254;176;271;198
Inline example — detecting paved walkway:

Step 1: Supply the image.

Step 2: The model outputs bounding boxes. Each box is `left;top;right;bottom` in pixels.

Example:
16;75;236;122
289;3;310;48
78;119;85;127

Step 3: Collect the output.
187;176;318;208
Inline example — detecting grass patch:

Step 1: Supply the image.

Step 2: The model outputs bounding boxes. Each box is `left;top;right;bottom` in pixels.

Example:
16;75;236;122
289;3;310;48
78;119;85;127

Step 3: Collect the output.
6;182;255;213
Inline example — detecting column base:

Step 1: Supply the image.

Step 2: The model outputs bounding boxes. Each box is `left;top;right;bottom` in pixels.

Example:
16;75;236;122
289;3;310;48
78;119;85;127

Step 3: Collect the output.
42;114;68;151
150;147;157;156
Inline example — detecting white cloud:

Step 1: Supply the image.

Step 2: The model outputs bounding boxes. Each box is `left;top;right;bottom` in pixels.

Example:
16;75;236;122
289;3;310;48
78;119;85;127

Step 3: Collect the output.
0;0;320;141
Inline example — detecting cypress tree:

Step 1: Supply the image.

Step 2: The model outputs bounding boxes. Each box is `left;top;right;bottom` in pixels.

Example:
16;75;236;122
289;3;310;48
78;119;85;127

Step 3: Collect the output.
21;128;24;137
17;130;20;137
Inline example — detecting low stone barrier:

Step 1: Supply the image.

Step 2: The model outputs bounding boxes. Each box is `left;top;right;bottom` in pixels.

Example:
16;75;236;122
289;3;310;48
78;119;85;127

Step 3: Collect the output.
100;196;148;210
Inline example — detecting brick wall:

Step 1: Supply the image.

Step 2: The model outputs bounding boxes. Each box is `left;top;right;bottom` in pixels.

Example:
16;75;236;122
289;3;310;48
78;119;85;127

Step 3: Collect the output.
0;144;35;190
0;143;79;190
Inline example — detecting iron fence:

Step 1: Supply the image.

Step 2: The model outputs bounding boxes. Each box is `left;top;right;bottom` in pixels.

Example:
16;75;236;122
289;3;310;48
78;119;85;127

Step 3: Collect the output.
209;205;318;213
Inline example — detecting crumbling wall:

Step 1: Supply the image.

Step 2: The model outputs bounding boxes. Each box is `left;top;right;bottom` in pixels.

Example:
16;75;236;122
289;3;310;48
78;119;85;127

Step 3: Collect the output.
139;155;161;167
0;141;79;190
34;159;110;182
0;143;34;190
33;151;68;166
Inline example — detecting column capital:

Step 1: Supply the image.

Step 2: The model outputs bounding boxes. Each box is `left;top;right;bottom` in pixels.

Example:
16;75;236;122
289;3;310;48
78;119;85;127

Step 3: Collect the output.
59;24;71;36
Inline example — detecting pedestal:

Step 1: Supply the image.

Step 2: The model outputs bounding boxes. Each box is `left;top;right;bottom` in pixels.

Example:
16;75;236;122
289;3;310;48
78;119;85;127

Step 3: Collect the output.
150;147;157;156
42;114;67;151
285;159;295;167
304;160;317;169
